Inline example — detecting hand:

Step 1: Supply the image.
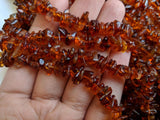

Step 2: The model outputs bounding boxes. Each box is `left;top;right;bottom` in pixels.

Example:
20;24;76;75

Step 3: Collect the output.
0;0;130;119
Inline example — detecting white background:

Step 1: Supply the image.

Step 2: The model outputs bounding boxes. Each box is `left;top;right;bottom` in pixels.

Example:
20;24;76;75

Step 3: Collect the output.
0;0;16;84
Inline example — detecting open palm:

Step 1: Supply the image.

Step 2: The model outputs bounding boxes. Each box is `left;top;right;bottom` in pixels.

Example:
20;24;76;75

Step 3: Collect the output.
0;0;130;119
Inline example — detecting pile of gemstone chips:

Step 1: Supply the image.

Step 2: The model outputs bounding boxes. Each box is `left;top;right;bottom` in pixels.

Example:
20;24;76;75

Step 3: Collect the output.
0;0;160;119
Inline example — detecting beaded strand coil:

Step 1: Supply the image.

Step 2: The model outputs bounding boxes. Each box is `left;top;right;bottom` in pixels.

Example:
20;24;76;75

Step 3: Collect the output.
0;0;160;119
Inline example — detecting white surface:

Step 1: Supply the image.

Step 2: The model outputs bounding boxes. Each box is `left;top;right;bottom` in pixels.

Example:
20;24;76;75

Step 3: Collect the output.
0;0;16;84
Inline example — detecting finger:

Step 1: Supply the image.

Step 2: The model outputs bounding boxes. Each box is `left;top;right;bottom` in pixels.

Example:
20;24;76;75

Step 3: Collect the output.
31;0;69;100
0;1;59;97
98;0;125;22
99;0;130;103
61;0;105;119
0;13;45;97
85;0;127;119
70;0;105;19
30;0;68;32
0;0;68;98
0;66;37;97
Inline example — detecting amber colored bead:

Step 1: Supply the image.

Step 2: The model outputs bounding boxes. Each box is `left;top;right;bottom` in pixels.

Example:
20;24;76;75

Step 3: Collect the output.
0;52;4;67
69;0;75;7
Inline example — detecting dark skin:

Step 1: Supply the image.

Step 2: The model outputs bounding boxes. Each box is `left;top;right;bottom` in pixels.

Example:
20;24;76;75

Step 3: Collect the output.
0;0;130;119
